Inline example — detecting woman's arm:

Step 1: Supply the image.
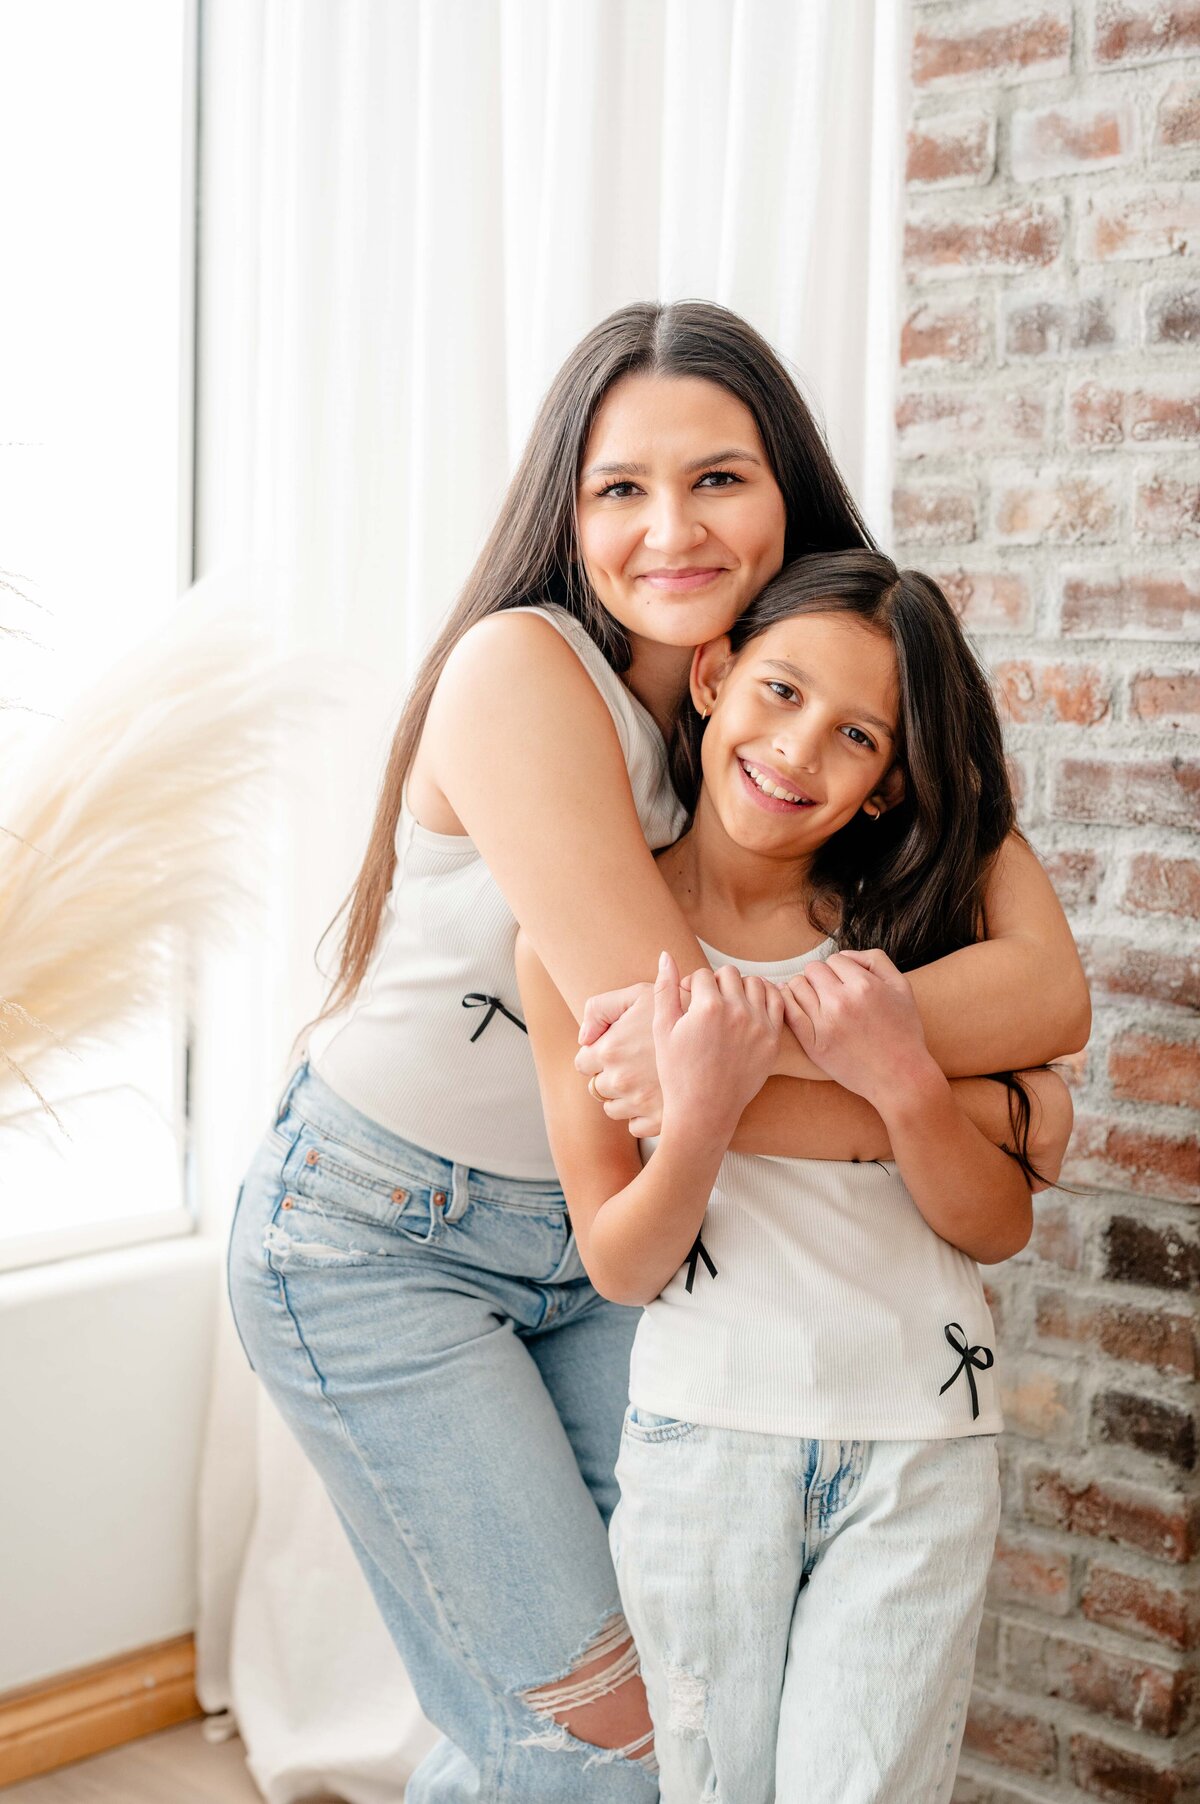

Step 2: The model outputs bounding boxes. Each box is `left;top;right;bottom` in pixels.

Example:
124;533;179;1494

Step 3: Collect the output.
426;613;714;1014
578;831;1091;1143
905;833;1091;1075
734;1065;1074;1201
429;615;1086;1155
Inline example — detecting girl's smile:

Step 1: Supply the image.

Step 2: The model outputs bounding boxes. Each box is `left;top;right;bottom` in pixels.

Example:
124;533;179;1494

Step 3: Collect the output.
736;757;818;811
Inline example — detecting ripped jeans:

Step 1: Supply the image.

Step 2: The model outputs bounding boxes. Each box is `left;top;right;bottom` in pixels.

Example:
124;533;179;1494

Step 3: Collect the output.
611;1409;1000;1804
227;1062;657;1802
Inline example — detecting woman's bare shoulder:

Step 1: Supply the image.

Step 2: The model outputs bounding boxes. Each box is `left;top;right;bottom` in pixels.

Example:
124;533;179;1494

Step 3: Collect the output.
440;607;598;698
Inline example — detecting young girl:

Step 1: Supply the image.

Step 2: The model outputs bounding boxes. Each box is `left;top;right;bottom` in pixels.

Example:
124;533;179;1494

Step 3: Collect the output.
519;549;1076;1803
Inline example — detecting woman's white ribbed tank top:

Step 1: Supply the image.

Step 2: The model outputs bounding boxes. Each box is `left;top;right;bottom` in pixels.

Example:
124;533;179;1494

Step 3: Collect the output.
629;936;1003;1441
307;605;687;1181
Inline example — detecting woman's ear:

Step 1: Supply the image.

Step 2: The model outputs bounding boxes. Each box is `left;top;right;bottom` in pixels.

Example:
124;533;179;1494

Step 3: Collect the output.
690;636;733;717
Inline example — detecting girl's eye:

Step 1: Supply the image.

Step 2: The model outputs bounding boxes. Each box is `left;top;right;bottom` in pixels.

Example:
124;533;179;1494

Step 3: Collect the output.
842;725;876;750
766;680;798;702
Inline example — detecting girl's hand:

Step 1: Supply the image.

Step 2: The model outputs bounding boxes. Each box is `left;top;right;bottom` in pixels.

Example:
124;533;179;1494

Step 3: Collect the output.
780;949;938;1110
654;951;784;1144
574;982;668;1137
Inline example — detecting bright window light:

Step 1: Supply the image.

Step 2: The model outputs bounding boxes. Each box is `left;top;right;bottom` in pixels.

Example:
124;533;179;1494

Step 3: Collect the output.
0;0;196;1268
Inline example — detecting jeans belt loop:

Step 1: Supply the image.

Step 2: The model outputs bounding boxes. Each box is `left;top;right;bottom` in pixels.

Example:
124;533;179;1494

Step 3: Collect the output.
445;1162;472;1223
274;1060;308;1126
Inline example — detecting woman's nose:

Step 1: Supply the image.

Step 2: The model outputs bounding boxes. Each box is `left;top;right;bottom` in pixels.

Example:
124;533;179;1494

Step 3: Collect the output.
642;493;707;555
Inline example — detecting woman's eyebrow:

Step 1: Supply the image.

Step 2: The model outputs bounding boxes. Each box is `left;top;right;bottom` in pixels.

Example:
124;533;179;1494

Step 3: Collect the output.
763;659;896;741
580;447;763;481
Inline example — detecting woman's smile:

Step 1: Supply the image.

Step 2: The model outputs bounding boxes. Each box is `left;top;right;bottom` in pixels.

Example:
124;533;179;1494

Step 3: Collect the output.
636;564;732;592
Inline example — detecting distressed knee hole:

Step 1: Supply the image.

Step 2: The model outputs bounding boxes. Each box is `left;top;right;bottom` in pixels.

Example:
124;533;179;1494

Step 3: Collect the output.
519;1612;656;1770
663;1660;708;1738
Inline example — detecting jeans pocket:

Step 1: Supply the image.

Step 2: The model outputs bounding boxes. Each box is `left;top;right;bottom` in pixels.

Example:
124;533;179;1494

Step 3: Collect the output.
622;1404;698;1444
281;1120;437;1246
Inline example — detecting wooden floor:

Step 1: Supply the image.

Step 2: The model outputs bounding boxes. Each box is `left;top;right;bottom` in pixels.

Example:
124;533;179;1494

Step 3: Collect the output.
1;1721;345;1802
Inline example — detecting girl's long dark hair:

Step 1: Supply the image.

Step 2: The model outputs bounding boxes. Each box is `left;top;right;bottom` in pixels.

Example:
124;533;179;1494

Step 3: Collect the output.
316;301;873;1026
669;548;1044;1183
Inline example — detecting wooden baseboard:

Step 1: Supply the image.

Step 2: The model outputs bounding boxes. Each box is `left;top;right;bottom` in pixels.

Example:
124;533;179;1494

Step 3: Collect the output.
0;1634;202;1786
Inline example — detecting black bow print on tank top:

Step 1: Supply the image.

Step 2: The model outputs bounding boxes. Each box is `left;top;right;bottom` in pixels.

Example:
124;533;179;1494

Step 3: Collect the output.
938;1322;994;1420
461;994;528;1043
684;1232;718;1294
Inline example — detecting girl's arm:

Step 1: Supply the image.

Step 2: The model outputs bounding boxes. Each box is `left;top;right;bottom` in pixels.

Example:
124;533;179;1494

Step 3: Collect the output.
519;936;1072;1300
779;949;1075;1265
516;940;782;1306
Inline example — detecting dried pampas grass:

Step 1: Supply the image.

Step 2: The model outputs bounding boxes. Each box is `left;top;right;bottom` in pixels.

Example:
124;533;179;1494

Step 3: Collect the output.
0;574;306;1114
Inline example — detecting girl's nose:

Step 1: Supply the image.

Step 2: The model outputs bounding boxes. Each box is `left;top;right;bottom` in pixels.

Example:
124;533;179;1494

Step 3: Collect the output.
773;723;821;775
642;494;707;555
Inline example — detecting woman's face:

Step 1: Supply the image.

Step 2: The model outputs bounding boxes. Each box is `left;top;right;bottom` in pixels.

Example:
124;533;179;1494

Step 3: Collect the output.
575;373;788;649
692;610;900;857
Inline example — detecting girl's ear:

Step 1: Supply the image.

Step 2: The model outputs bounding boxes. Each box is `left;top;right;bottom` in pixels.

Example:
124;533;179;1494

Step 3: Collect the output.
864;763;906;819
690;636;733;717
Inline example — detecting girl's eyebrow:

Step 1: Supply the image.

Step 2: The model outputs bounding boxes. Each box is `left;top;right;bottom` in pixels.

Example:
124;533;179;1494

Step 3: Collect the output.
580;447;763;481
762;659;896;741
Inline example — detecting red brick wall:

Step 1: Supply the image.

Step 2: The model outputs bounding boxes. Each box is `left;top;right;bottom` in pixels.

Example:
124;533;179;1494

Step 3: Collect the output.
896;4;1200;1798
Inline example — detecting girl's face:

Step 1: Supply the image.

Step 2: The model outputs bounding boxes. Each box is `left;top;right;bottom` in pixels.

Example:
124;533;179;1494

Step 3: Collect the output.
575;373;788;649
692;611;901;857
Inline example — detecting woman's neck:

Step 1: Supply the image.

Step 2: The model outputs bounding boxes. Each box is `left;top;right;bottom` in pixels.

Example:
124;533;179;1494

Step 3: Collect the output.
658;798;829;963
621;637;693;740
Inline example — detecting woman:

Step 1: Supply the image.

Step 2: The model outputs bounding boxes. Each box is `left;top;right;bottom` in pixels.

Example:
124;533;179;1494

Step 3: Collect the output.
228;301;1089;1803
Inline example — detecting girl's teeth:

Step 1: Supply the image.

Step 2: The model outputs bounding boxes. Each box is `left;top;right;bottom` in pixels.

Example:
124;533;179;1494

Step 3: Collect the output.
743;760;804;805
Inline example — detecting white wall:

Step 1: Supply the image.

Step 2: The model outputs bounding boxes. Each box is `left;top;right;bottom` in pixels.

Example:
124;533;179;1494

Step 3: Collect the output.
0;1239;218;1692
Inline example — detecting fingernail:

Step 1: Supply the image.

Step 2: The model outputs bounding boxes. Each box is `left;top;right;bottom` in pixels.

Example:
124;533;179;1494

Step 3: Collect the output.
659;951;669;970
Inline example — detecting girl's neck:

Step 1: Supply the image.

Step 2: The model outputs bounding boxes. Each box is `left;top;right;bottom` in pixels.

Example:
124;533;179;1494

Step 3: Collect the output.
658;798;829;963
621;636;693;740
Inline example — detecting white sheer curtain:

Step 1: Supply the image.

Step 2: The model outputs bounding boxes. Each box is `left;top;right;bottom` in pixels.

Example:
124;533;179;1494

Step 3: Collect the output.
193;3;904;1797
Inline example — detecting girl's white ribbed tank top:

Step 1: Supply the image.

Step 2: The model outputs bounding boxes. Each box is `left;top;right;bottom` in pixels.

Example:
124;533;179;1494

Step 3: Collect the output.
307;605;686;1181
628;936;1003;1441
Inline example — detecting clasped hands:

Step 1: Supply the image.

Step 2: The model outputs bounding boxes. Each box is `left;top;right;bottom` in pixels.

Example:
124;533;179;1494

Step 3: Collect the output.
574;946;927;1138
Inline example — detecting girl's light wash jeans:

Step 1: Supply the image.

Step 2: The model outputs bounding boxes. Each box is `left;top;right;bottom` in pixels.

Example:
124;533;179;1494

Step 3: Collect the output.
228;1062;657;1803
611;1407;1001;1804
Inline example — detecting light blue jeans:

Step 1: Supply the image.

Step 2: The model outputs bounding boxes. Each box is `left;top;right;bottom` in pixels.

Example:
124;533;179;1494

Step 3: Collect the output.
611;1408;1001;1804
228;1062;657;1803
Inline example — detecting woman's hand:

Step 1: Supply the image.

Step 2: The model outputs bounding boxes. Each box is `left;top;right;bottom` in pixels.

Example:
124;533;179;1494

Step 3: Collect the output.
654;952;784;1145
573;982;665;1136
780;949;937;1111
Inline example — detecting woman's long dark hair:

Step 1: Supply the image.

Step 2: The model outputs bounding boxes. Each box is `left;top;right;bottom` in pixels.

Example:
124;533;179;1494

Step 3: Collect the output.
317;301;874;1024
669;548;1044;1183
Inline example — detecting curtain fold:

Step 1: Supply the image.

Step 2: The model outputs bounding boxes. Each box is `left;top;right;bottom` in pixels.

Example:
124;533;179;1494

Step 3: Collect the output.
193;4;902;1795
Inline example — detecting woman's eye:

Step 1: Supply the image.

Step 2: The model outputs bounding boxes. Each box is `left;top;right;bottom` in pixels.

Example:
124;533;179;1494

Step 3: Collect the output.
696;469;743;489
596;480;641;500
842;725;876;750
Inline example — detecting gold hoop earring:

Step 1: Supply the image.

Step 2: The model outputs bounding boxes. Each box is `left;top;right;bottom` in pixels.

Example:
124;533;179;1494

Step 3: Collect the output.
699;704;711;721
863;804;881;820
